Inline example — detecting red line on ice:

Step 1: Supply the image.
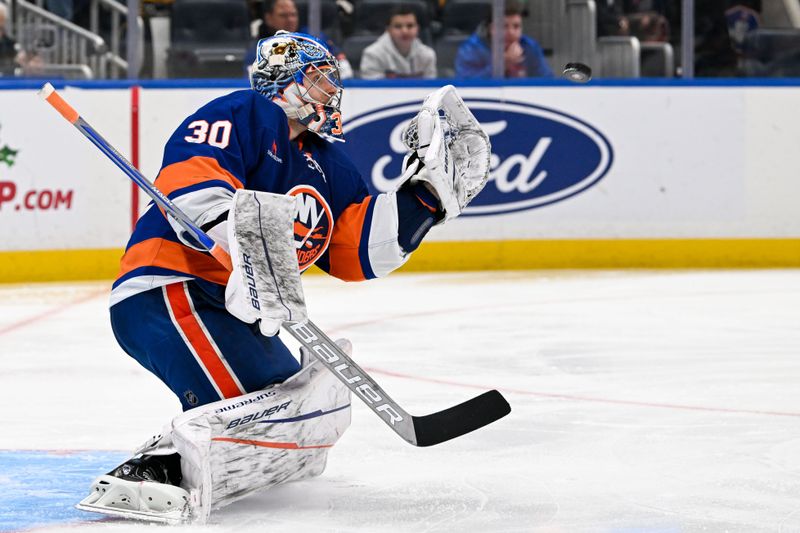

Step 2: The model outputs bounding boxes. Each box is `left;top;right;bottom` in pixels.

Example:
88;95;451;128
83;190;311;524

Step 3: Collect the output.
0;288;106;336
328;306;800;419
361;366;800;418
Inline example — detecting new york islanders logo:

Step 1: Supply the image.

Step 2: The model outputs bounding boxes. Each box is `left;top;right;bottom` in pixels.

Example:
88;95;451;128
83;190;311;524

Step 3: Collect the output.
287;185;333;271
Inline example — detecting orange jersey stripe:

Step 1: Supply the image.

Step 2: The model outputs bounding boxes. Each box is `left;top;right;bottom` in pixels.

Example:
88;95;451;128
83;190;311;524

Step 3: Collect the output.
154;155;244;198
164;283;244;399
211;437;333;450
327;197;372;282
118;238;230;285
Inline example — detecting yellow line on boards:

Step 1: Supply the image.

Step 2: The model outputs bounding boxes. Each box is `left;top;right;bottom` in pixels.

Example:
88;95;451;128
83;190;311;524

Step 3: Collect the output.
0;249;124;283
1;239;799;283
398;239;800;271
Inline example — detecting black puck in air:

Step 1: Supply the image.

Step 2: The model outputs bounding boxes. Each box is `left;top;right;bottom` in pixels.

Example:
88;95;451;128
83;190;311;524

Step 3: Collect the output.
563;62;592;83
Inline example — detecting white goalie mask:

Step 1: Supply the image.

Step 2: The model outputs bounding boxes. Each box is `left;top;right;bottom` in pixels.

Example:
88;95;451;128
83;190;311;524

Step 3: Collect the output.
250;31;344;141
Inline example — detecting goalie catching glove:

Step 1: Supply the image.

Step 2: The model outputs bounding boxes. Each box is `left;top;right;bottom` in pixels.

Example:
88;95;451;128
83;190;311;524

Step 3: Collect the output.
224;189;307;336
397;85;491;222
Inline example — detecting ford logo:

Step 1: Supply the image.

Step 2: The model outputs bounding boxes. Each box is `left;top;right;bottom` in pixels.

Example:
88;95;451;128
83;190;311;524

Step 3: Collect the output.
343;98;613;215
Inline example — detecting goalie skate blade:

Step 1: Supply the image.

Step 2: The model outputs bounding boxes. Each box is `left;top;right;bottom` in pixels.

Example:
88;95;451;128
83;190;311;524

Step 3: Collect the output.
75;475;191;525
411;390;511;447
75;502;186;525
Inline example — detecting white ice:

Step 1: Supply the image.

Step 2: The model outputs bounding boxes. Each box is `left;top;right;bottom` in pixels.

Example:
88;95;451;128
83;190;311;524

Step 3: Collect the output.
1;270;800;532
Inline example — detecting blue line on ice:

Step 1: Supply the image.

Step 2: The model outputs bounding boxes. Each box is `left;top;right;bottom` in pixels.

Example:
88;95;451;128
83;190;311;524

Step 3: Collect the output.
0;450;128;532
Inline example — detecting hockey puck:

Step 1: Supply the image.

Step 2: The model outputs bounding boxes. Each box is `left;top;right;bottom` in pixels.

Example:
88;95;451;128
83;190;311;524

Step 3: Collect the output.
562;62;592;83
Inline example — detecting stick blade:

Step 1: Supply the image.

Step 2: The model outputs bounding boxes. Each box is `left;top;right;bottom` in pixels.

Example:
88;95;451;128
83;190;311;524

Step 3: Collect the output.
411;390;511;447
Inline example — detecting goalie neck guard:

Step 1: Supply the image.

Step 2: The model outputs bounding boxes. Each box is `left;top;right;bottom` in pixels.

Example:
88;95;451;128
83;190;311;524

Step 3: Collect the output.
250;31;344;142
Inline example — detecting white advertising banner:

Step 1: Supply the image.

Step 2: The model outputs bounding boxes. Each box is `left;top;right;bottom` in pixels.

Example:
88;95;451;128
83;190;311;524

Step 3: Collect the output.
139;85;800;241
0;87;131;251
1;84;799;254
339;86;800;240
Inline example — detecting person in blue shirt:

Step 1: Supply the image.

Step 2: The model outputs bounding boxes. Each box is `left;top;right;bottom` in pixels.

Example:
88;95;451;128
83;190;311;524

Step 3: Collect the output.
455;2;553;79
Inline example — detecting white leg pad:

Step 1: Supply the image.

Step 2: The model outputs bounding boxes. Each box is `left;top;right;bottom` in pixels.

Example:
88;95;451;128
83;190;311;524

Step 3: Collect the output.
171;354;352;523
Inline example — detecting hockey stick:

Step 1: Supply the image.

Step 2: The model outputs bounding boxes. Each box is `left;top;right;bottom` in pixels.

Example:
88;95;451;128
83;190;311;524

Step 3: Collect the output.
39;83;511;447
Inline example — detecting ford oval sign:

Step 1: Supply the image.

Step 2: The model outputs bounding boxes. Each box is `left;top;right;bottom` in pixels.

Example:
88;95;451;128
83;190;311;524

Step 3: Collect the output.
343;99;613;215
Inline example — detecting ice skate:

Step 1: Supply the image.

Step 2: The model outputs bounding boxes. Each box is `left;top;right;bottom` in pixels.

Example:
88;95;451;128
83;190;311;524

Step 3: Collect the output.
76;453;191;524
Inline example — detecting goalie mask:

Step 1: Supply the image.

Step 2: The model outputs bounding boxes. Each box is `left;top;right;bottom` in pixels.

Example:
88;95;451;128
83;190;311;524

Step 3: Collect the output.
250;31;344;141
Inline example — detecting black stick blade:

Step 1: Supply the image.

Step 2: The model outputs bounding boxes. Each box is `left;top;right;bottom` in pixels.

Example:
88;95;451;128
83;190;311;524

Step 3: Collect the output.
411;390;511;447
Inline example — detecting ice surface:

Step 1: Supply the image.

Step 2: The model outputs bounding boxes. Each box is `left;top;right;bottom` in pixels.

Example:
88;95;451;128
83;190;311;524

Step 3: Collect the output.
1;270;799;532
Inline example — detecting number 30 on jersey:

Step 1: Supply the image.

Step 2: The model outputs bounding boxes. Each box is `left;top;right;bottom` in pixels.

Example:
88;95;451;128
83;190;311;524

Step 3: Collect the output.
184;120;232;149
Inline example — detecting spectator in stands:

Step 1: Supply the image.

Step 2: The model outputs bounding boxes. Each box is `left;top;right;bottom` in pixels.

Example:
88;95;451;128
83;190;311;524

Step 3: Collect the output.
455;2;552;78
258;0;299;39
628;12;670;43
596;0;629;37
724;0;761;54
253;0;353;78
598;0;670;43
360;6;436;79
695;0;747;76
14;49;45;77
0;3;18;76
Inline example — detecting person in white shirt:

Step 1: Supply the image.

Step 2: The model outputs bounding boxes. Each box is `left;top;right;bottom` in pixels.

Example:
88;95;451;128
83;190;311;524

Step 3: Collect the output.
360;5;437;79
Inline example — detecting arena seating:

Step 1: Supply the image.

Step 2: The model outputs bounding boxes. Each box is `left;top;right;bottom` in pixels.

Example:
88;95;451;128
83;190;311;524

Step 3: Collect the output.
741;29;800;76
434;32;468;77
163;0;681;79
341;33;379;73
5;0;687;79
640;41;674;78
167;0;251;78
440;0;491;35
293;0;342;42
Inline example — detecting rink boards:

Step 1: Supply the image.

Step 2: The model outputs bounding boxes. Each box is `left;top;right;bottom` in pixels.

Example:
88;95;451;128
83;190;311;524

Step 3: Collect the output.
0;81;798;281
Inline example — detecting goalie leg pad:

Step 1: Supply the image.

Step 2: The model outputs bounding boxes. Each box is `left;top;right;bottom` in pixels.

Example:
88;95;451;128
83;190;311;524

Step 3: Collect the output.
171;348;352;523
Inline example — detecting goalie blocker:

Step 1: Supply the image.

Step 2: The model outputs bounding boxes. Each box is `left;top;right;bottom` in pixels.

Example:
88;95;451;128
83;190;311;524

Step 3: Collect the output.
77;344;352;524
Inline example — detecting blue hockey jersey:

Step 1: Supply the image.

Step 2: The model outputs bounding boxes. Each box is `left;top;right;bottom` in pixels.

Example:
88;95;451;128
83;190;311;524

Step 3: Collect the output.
111;90;408;306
